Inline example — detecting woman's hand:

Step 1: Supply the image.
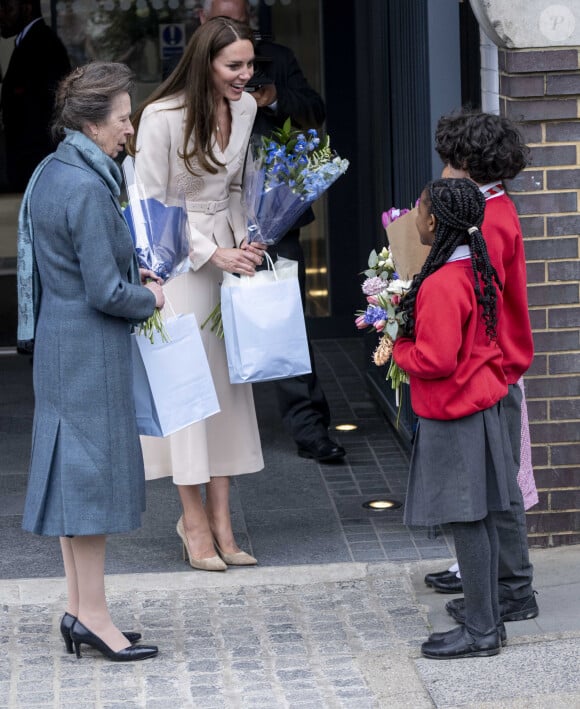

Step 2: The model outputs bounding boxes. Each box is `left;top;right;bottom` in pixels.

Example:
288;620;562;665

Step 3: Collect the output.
139;268;163;285
145;281;165;309
240;238;268;260
210;246;263;276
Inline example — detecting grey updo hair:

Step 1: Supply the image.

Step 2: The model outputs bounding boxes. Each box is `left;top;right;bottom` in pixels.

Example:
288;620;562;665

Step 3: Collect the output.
52;61;134;141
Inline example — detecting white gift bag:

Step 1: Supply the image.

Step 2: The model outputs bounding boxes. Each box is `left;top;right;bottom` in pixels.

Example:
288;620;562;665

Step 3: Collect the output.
132;313;220;436
221;255;312;384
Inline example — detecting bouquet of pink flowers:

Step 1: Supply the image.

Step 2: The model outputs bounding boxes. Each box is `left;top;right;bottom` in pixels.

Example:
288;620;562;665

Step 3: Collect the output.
355;209;414;410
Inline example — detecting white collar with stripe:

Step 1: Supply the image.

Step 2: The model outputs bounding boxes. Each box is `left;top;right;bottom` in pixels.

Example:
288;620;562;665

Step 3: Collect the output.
446;245;471;263
479;181;505;200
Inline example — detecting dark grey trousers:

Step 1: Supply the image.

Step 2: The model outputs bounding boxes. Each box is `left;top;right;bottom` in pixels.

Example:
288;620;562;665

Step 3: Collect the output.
497;384;534;600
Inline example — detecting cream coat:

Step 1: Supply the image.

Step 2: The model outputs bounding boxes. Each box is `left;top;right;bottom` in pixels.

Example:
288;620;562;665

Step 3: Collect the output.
135;91;264;484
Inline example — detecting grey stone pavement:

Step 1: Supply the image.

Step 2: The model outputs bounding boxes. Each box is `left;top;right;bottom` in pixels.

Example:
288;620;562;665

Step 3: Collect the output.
1;339;580;708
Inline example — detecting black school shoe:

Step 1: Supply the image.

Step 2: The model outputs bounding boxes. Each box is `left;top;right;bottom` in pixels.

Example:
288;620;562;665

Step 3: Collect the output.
429;621;507;647
424;570;463;594
424;569;454;586
421;624;501;659
446;592;539;623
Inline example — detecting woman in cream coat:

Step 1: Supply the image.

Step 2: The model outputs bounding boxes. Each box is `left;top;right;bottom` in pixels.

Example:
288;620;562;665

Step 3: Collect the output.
129;18;266;571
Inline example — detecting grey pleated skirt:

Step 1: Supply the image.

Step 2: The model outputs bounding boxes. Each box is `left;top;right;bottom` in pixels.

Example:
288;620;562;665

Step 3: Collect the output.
403;402;513;527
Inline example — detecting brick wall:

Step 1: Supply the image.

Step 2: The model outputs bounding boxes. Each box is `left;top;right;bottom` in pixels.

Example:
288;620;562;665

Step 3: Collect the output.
499;48;580;547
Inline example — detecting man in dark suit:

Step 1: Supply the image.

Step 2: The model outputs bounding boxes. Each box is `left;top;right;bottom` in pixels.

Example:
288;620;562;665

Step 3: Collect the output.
201;0;346;463
0;0;71;192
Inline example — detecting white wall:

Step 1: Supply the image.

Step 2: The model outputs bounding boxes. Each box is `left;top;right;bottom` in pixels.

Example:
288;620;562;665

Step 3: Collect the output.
480;29;500;114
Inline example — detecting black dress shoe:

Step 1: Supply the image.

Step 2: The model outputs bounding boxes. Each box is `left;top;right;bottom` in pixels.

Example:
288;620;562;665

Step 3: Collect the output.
424;568;453;585
429;621;507;646
297;437;346;463
427;572;463;594
59;612;142;654
425;569;460;588
446;592;539;623
421;624;501;659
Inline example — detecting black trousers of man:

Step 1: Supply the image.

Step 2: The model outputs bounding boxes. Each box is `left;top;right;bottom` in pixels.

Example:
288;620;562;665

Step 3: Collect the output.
268;229;332;449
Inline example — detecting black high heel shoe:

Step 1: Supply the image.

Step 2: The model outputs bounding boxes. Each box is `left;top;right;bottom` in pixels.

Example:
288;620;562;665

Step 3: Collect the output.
59;612;142;655
70;619;158;662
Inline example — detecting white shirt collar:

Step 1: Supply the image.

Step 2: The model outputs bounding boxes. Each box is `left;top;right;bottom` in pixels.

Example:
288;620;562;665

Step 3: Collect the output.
446;245;471;263
479;181;505;200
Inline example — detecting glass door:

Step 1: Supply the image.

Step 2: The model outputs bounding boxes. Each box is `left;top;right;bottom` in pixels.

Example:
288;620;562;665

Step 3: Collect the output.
259;0;329;318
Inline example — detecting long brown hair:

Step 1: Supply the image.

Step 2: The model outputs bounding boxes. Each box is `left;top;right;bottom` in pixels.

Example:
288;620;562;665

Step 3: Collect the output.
127;17;254;174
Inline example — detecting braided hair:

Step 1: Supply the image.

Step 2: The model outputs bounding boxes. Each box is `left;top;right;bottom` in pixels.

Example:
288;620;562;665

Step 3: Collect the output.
398;178;502;341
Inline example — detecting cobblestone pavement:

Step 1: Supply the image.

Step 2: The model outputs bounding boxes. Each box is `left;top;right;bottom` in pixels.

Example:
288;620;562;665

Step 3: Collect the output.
1;564;434;709
4;548;580;709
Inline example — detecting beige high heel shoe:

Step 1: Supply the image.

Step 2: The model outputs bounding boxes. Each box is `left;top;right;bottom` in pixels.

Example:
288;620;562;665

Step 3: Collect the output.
176;516;227;572
213;539;258;566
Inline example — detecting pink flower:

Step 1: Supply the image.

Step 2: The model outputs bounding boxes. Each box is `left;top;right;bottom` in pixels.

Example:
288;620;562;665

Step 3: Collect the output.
366;295;379;305
374;319;386;332
381;207;410;229
355;314;367;330
391;294;401;306
362;276;386;296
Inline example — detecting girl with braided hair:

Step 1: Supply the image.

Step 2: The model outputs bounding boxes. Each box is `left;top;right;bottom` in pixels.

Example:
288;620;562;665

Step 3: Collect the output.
393;178;514;659
398;178;500;343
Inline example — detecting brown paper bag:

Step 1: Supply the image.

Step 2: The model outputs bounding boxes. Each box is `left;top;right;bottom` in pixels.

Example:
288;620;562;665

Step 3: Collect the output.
385;207;431;281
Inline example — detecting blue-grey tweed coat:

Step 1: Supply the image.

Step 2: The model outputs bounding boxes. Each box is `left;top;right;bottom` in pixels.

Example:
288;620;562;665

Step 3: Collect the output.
21;132;156;536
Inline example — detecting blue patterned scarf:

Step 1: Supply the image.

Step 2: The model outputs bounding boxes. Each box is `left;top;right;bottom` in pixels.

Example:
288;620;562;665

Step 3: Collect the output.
17;130;123;343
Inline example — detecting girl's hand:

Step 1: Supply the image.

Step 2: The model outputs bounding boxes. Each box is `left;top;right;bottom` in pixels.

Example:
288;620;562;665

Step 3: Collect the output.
210;246;262;276
145;281;165;309
139;268;163;285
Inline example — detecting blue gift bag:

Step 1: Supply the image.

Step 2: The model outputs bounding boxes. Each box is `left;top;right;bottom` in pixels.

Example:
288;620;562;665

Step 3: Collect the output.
132;313;220;436
221;256;312;384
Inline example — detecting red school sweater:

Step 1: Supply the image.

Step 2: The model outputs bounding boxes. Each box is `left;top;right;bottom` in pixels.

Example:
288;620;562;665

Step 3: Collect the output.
482;193;534;384
393;259;508;421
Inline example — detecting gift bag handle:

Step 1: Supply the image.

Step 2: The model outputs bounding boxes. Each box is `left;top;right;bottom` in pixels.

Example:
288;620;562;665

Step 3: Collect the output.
263;251;278;280
240;250;278;283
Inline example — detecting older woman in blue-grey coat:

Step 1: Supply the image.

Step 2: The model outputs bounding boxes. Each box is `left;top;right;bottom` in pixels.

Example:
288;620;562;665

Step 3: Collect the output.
17;62;163;662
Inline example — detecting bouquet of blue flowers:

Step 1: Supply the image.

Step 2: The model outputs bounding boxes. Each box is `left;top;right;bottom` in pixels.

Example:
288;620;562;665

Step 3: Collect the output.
243;118;349;245
202;120;348;340
122;156;191;342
